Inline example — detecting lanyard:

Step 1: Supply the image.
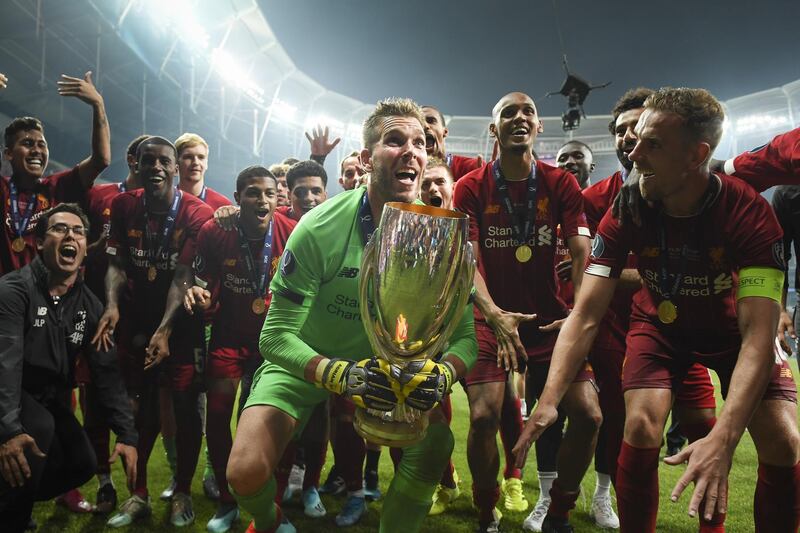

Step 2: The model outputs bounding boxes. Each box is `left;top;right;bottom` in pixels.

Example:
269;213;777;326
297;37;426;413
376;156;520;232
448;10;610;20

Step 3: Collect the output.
142;188;182;268
490;159;537;246
118;182;127;193
657;176;719;301
237;219;274;297
358;190;376;245
199;185;207;202
446;153;452;168
8;180;37;238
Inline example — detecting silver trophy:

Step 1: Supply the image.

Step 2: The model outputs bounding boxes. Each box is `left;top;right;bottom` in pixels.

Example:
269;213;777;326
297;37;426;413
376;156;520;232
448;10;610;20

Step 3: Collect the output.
357;202;475;447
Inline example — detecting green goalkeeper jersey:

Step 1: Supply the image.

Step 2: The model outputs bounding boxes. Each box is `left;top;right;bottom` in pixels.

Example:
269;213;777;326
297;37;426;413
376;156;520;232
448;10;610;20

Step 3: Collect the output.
260;186;477;378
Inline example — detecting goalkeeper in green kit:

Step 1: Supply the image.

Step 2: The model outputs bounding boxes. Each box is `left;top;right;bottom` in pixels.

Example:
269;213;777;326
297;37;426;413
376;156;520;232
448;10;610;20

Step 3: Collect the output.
226;98;477;533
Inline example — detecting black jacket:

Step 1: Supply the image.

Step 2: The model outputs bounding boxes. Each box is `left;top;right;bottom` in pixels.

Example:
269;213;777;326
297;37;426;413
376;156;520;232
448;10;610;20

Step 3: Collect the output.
0;257;137;445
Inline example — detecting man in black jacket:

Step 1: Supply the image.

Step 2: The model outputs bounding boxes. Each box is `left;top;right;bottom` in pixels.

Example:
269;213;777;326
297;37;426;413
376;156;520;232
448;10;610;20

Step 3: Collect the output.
0;203;137;532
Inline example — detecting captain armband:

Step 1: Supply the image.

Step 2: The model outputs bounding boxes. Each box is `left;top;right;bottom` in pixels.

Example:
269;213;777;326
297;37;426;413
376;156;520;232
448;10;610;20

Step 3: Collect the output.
736;266;784;303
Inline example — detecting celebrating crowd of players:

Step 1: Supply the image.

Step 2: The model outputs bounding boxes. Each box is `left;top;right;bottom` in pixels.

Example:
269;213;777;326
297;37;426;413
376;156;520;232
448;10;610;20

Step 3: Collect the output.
0;68;798;533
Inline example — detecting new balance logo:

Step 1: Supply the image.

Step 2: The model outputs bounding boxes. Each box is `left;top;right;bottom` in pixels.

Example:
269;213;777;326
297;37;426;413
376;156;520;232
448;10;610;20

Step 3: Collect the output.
713;273;733;294
338;267;360;278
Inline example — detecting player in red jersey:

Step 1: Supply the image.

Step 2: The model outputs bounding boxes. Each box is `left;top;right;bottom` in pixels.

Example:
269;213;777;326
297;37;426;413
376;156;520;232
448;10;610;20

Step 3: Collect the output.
93;136;214;528
422;105;482;180
1;71;110;275
174;133;232;210
720;127;799;192
454;92;597;533
179;166;292;532
276;160;328;223
79;134;148;514
518;88;800;533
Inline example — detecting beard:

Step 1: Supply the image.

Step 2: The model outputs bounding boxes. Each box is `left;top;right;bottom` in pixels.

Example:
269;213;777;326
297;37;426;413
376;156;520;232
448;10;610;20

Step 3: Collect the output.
616;148;634;171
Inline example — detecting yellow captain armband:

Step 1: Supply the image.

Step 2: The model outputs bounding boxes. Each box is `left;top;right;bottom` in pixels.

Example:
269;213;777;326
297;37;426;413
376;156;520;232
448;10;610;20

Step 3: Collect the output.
737;266;784;303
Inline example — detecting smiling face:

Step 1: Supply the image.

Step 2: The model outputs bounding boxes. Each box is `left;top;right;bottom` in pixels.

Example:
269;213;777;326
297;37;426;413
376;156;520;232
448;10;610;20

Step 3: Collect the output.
37;211;87;277
138;142;177;204
363;116;427;205
177;143;208;186
490;92;543;156
420;165;453;209
5;129;49;182
235;175;278;235
629;109;697;202
613;108;644;171
422;106;448;159
290;175;327;217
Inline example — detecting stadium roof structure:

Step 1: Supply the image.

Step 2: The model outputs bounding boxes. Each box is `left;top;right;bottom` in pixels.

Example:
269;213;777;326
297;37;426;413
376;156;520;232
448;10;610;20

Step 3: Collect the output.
0;0;798;190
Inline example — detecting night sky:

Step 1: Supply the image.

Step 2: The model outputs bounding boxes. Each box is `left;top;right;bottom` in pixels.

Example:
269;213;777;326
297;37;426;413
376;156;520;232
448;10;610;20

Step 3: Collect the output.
261;0;800;117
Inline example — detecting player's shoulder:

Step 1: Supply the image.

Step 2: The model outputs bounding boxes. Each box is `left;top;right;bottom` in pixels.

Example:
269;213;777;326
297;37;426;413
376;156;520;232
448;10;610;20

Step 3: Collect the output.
111;189;141;209
198;217;225;239
181;190;214;217
205;187;232;208
585;171;623;198
717;172;767;206
0;262;33;304
273;209;297;233
299;187;362;230
455;162;491;189
41;166;79;184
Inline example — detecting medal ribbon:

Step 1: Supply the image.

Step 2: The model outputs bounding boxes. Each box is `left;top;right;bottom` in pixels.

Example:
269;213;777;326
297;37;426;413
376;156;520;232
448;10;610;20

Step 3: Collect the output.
491;160;537;247
199;185;207;202
118;182;127;193
142;188;182;273
358;190;376;245
8;180;37;239
237;219;274;297
657;175;720;303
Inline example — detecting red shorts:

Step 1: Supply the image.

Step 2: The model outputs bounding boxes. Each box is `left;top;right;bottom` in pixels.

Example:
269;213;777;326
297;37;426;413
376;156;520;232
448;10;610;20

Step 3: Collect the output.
464;321;561;387
526;359;595;400
207;344;262;380
623;324;796;403
117;314;205;394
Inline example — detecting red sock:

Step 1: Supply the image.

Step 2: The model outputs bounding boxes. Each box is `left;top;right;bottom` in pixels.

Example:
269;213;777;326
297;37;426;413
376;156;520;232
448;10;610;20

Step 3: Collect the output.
441;395;453;423
302;436;327;490
440;460;456;488
681;417;716;443
547;479;579;520
173;389;203;495
275;442;296;505
472;483;500;525
206;390;236;503
755;461;800;532
500;396;523;479
335;420;365;492
616;441;660;533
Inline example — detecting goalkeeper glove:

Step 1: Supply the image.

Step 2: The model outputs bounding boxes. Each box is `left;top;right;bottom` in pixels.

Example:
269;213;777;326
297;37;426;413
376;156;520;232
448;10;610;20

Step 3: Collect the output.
397;359;456;411
317;357;400;411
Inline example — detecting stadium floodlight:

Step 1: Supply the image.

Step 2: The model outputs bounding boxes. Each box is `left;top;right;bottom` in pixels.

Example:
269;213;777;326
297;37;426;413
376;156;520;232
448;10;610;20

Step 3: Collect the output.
145;0;209;51
346;122;363;142
304;115;345;132
734;113;789;134
270;99;298;122
210;47;265;105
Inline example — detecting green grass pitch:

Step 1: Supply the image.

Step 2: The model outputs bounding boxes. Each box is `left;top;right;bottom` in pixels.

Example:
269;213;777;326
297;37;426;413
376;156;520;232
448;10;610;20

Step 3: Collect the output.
32;360;798;531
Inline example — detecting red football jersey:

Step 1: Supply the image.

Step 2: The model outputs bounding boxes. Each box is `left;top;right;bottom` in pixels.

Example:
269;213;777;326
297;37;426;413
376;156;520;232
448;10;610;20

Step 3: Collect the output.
276;205;301;222
725;127;799;192
588;174;784;336
193;185;232;210
106;189;213;323
554;226;574;306
454;160;590;357
449;154;481;181
0;168;85;275
582;172;637;351
192;211;296;346
83;182;127;299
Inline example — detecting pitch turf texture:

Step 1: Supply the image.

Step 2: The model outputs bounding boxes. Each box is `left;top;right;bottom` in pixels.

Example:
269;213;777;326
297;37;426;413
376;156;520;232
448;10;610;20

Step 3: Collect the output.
33;361;798;532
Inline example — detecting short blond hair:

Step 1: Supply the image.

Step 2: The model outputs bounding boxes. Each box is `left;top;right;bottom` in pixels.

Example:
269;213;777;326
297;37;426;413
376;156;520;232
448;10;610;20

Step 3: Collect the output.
269;163;290;179
644;88;724;152
174;132;209;156
362;98;425;151
425;156;454;182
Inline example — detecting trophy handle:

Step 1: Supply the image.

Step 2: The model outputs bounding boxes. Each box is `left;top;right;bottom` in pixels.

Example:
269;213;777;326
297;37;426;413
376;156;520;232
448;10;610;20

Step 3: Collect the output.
359;235;384;358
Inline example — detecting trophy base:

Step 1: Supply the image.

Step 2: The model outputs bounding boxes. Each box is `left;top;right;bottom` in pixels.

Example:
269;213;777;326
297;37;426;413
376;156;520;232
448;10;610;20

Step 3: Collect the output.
354;406;429;448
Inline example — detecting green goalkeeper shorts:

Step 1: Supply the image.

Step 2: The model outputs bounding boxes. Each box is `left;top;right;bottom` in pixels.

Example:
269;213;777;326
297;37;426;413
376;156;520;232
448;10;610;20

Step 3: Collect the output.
244;360;330;432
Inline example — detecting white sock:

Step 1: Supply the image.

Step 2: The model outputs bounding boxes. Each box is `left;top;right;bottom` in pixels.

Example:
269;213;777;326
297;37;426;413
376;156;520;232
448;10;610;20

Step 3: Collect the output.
537;471;557;502
594;472;612;499
97;473;113;487
349;489;365;498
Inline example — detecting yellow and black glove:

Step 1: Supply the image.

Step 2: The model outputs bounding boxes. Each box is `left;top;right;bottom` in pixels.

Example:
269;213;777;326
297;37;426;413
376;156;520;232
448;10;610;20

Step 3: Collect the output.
317;357;400;412
396;359;456;412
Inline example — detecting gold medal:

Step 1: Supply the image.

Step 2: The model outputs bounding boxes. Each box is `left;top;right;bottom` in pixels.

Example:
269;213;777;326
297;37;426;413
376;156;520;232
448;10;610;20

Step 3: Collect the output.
11;237;25;253
515;244;532;263
252;298;266;315
147;266;157;282
657;300;678;324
